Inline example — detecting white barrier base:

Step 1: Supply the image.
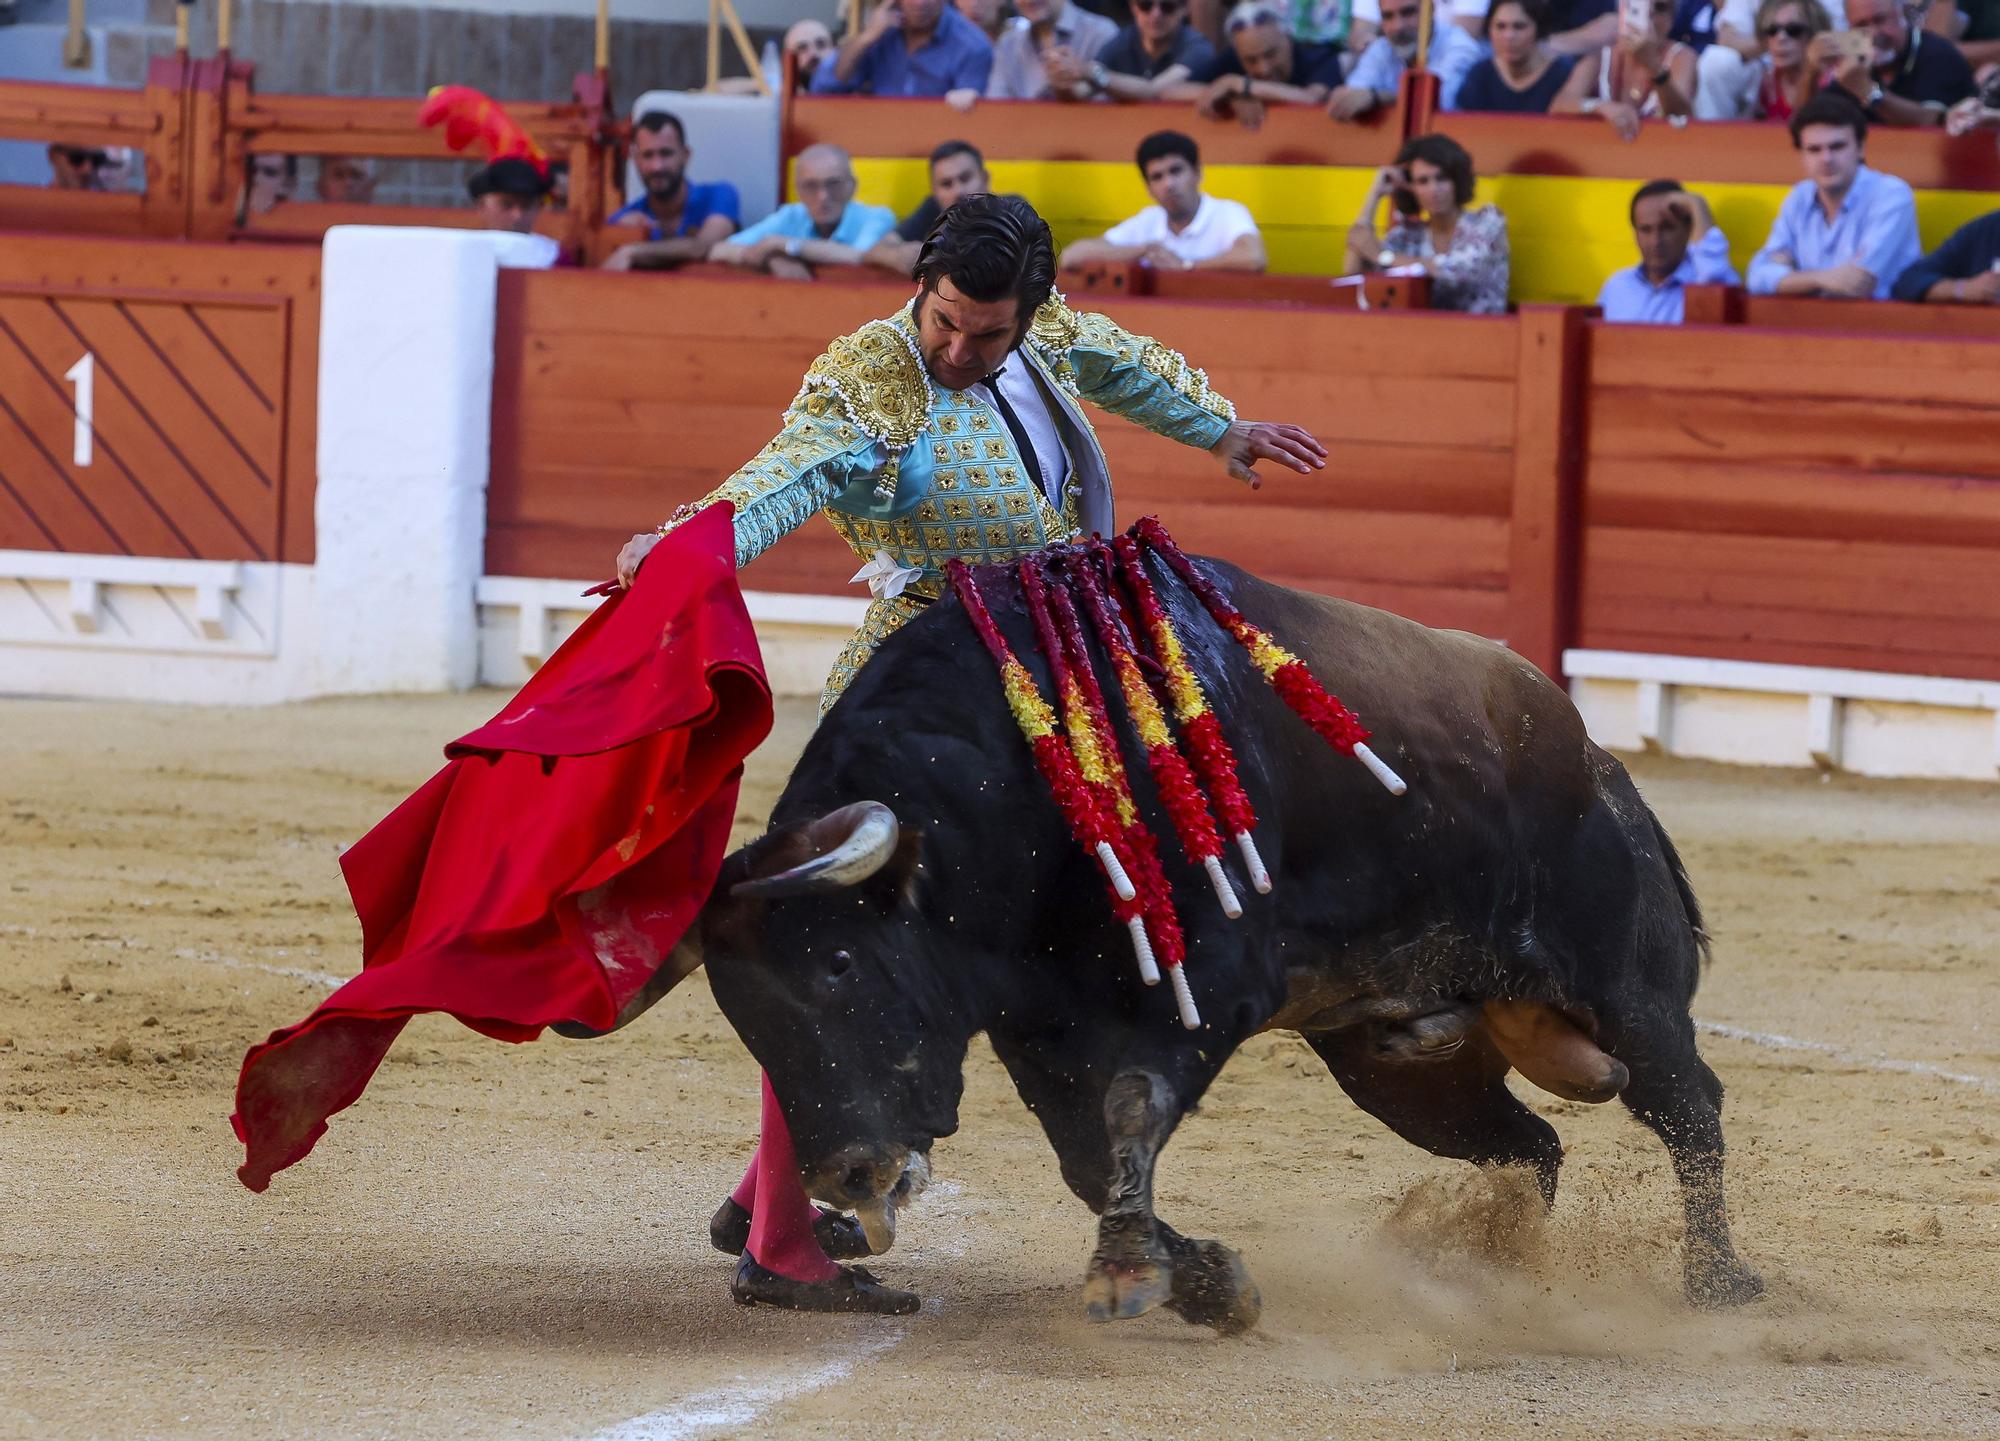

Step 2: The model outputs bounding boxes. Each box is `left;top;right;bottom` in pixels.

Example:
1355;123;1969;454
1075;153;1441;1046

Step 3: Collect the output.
0;550;317;704
475;577;867;698
1567;650;2000;783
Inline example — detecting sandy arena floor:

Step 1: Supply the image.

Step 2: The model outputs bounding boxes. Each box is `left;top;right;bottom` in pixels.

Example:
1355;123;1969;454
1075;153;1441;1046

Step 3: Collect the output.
2;692;1997;1440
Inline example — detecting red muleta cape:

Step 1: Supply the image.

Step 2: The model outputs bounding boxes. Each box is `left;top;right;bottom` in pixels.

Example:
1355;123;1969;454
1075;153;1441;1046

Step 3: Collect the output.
231;505;770;1191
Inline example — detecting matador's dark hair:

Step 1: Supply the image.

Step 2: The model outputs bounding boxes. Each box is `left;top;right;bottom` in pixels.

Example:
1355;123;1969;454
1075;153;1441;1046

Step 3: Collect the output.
912;193;1056;323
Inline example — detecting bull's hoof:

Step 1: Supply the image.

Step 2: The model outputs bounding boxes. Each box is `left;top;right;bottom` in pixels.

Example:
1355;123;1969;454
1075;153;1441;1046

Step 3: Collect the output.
1082;1256;1172;1322
1164;1238;1261;1336
1685;1249;1766;1309
729;1255;921;1315
709;1197;873;1262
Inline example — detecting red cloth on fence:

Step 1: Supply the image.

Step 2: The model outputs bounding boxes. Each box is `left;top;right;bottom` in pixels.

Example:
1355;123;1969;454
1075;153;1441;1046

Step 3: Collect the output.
231;504;770;1192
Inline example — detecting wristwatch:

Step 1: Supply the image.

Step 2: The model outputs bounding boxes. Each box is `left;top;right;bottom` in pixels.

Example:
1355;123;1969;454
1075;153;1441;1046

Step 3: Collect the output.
1864;82;1884;109
1088;60;1111;92
784;236;805;258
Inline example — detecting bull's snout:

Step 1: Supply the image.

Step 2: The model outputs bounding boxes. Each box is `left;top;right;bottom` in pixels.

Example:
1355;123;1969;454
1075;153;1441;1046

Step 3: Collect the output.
811;1143;909;1206
804;1143;931;1257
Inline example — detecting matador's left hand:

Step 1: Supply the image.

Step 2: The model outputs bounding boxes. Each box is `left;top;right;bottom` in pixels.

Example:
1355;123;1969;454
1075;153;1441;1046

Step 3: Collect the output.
1209;420;1327;490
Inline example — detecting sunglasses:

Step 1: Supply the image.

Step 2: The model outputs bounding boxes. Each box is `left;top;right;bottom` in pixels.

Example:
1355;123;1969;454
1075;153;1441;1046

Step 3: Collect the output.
1134;0;1185;12
61;148;111;169
1760;19;1808;35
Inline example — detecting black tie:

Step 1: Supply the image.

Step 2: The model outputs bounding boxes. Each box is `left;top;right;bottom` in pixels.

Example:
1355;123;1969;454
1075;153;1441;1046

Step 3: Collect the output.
982;367;1046;498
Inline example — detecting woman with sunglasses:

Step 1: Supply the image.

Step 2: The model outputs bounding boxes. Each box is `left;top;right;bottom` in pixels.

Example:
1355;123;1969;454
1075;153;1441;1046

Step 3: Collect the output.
1694;0;1831;117
1552;0;1697;137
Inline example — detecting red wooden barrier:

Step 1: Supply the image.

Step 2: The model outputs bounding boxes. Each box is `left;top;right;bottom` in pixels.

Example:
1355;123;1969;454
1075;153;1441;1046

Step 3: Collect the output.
485;269;1521;640
0;235;320;563
1577;320;2000;681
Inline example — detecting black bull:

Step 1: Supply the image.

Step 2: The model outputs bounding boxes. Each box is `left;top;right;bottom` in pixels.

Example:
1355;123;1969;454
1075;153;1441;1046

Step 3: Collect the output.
664;556;1765;1330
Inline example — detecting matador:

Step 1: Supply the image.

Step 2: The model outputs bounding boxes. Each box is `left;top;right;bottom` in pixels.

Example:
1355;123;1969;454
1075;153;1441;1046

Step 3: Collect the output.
613;194;1326;1313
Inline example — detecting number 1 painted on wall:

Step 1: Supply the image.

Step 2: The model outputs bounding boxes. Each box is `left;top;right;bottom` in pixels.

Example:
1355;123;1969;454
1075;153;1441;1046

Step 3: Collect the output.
64;352;95;467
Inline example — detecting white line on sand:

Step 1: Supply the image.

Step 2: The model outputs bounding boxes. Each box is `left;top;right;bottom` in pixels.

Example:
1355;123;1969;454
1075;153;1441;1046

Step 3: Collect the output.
577;1328;912;1441
1697;1019;2000;1094
173;948;348;990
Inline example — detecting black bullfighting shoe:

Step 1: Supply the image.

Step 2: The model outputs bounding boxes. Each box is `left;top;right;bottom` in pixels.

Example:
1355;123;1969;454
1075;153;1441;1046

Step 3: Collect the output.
708;1196;873;1261
729;1254;921;1316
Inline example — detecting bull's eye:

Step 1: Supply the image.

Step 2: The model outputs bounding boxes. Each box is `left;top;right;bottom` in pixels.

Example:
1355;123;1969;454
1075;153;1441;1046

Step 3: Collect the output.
829;948;853;978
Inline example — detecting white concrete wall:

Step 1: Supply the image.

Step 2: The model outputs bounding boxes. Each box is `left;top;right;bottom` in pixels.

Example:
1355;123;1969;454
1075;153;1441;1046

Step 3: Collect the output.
1568;651;2000;784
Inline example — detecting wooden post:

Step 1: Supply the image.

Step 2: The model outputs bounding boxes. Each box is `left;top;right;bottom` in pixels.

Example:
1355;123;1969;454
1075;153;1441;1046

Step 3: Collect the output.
1400;68;1440;137
1506;305;1589;684
175;1;191;54
62;0;92;68
217;0;233;53
596;0;611;70
706;0;721;88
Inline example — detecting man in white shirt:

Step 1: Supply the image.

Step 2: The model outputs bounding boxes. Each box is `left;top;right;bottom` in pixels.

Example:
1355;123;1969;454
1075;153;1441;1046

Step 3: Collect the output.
1059;130;1268;272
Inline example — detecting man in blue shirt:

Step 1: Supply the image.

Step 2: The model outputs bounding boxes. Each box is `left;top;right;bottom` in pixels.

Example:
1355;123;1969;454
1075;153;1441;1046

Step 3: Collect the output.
708;144;899;280
1746;91;1921;300
1599;180;1741;323
1891;208;2000;304
812;0;995;96
603;112;742;271
1328;0;1485;115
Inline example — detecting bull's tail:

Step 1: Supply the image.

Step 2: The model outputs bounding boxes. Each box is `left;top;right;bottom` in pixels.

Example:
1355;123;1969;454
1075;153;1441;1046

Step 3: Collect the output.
1648;808;1711;978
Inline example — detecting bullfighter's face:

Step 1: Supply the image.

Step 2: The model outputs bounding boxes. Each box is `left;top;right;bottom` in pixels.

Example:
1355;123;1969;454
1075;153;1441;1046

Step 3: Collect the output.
914;277;1030;393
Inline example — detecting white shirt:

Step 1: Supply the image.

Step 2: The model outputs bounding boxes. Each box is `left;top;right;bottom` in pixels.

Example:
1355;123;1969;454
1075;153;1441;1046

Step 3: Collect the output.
1102;193;1260;267
981;355;1070;509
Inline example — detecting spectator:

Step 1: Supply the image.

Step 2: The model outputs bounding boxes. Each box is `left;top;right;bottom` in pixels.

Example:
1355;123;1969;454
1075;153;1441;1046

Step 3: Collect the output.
46;144;112;191
1747;91;1921;297
1065;0;1223;99
1598;180;1741;321
956;0;1010;40
1926;0;2000;73
1343;131;1509;312
244;154;296;216
317;157;378;204
1330;0;1486;114
719;18;837;92
468;156;553;233
1196;1;1348;127
1946;84;2000;131
1696;0;1832;122
1455;0;1578;110
985;0;1120;98
1545;0;1619;52
813;0;996;97
1891;207;2000;302
866;140;996;272
784;19;839;86
603;112;742;271
1287;0;1381;49
1060;130;1267;270
1552;0;1698;136
1820;0;1977;125
708;144;897;280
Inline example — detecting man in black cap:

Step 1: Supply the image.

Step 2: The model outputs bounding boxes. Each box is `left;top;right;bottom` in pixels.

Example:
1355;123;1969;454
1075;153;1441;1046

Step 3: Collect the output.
468;155;552;233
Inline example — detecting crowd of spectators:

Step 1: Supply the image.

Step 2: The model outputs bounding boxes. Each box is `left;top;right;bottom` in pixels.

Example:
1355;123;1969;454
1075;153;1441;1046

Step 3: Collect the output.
36;0;1991;315
771;0;1996;131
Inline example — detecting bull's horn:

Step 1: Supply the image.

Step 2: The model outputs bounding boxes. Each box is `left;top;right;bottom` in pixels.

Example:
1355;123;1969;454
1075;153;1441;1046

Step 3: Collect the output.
732;801;901;898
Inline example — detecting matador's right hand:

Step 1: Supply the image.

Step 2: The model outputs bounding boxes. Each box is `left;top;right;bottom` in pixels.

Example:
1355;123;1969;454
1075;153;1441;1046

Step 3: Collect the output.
615;531;662;589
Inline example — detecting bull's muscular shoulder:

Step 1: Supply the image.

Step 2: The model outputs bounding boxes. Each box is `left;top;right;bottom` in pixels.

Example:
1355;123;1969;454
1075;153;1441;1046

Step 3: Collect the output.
795;315;933;451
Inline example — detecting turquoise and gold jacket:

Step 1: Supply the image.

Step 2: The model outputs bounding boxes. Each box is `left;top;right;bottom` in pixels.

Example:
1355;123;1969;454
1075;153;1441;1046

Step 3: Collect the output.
665;292;1238;703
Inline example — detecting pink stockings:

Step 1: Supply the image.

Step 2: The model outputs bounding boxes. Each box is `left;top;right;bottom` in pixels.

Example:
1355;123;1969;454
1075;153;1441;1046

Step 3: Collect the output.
730;1072;839;1283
